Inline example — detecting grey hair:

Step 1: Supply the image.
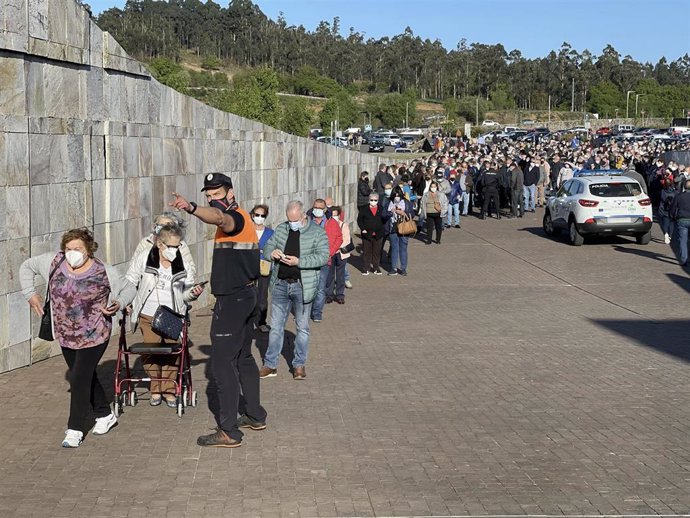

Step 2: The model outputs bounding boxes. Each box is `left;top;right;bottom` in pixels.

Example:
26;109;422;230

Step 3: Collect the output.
369;193;379;200
154;211;186;229
286;200;304;213
158;224;185;243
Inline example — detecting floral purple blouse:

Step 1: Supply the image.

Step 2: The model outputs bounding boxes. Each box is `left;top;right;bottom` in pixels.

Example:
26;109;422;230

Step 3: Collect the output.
48;253;112;350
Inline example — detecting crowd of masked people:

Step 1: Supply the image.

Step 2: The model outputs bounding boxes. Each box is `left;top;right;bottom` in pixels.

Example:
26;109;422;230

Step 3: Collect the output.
16;131;689;450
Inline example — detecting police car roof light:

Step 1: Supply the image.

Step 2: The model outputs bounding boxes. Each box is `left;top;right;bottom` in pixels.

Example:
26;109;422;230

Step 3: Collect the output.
573;169;625;177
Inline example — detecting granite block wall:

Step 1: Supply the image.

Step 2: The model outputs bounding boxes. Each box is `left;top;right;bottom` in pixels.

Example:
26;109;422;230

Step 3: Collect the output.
0;0;380;373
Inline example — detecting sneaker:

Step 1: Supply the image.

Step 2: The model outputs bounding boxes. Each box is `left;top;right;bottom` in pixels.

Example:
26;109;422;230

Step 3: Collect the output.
454;225;461;229
259;366;277;378
387;270;398;276
293;366;306;380
237;414;267;431
335;297;345;305
362;271;370;276
92;412;117;435
325;297;334;304
664;233;671;244
344;280;353;289
62;429;83;448
399;270;408;276
150;394;162;406
197;429;242;448
164;396;177;408
312;318;322;323
373;269;383;275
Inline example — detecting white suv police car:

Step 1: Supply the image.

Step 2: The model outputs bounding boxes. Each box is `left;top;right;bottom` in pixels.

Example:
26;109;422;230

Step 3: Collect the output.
543;170;653;246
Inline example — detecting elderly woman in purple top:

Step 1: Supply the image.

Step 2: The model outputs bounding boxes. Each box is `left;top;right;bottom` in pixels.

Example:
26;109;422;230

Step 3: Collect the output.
20;228;135;448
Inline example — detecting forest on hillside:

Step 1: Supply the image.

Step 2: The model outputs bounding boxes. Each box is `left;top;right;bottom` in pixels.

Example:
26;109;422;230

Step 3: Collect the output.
96;0;690;133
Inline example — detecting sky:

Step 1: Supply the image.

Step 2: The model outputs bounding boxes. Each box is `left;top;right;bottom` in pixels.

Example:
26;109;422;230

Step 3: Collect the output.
89;0;690;64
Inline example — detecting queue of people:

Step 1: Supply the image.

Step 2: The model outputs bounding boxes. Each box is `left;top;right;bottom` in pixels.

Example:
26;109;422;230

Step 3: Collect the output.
16;130;689;450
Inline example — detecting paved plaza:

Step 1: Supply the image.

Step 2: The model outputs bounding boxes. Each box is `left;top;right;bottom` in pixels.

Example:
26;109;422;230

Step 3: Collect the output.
1;210;690;517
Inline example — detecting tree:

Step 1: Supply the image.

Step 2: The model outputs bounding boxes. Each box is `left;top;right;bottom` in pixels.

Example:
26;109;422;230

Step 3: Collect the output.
148;58;189;93
587;81;623;117
280;97;313;136
319;91;359;129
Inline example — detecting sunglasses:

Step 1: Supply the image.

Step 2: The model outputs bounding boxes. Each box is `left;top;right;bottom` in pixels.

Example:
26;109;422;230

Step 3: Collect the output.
253;213;266;217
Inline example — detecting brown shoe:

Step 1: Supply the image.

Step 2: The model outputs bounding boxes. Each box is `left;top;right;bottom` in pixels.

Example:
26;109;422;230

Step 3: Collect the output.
293;366;306;380
196;429;242;448
259;366;277;379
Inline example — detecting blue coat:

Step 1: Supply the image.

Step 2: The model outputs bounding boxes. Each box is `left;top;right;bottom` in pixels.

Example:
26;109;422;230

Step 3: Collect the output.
258;227;275;260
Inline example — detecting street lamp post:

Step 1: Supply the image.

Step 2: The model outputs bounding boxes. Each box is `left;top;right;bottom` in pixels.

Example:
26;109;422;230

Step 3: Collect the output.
405;102;409;129
635;94;645;117
626;90;635;119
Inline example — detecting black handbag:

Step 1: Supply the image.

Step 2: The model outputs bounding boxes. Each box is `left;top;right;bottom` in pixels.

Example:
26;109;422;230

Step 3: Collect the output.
340;242;355;253
38;256;66;341
151;305;185;341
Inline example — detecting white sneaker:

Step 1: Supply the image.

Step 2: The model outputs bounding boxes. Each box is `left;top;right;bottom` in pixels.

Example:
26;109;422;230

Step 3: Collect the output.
62;429;83;448
92;412;117;435
664;233;671;244
344;280;353;289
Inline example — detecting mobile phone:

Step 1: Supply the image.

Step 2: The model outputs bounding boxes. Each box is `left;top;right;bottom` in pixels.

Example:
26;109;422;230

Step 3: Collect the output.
194;281;208;288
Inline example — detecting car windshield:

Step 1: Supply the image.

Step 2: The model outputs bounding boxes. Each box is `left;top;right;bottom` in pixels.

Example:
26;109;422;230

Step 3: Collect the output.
588;183;641;197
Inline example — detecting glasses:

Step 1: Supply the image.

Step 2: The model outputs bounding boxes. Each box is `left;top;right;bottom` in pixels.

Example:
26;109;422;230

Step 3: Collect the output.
253;213;266;217
161;243;180;249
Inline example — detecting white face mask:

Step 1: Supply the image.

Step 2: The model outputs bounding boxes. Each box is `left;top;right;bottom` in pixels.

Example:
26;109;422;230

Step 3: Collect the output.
288;220;303;231
369;200;378;206
253;216;265;225
312;208;325;218
384;189;392;196
65;250;86;269
430;187;438;192
332;215;340;221
161;247;177;262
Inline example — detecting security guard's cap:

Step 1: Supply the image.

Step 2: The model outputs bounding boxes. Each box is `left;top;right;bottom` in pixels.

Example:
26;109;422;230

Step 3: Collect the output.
201;173;233;192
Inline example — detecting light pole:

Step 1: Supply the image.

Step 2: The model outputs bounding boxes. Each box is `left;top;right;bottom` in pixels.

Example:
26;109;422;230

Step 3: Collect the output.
626;90;635;119
635;94;645;117
405;102;409;129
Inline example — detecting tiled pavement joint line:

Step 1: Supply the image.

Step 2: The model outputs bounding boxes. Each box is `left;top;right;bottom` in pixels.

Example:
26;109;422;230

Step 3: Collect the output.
459;227;642;316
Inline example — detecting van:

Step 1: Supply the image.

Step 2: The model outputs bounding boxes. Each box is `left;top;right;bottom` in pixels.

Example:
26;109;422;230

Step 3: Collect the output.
613;124;634;134
670;117;690;135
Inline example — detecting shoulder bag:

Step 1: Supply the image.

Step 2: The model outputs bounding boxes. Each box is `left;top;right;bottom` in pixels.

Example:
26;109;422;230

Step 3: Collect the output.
151;305;186;341
38;256;66;341
396;214;417;236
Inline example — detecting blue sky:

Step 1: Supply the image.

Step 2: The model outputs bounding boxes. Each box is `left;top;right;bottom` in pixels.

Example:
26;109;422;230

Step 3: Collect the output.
90;0;689;63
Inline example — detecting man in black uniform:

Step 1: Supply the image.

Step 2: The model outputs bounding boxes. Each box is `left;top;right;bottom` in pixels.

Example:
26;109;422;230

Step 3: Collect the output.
480;161;501;219
170;173;267;448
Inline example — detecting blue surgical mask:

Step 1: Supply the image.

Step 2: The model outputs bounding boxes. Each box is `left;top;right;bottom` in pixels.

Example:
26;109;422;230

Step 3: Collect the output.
312;208;324;218
384;189;392;196
288;220;302;231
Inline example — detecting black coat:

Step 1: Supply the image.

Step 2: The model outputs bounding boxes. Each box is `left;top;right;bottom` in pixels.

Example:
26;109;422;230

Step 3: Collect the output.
357;205;385;240
357;180;372;207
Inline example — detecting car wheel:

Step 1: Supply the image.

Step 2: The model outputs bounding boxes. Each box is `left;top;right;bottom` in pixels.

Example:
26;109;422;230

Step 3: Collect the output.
543;211;556;236
568;219;584;246
635;231;651;245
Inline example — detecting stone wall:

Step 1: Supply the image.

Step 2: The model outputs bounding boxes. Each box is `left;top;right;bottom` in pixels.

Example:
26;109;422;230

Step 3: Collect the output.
0;0;380;373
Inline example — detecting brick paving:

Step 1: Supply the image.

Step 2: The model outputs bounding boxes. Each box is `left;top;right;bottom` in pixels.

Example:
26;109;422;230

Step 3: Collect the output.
2;209;690;517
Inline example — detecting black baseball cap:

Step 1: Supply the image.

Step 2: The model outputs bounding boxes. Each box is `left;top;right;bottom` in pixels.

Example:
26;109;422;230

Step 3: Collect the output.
201;173;233;192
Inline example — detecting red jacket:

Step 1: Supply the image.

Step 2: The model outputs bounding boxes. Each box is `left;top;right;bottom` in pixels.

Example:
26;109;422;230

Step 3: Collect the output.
319;218;343;264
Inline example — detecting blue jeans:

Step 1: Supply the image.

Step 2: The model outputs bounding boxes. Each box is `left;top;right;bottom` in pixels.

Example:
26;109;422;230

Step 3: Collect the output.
447;203;461;226
265;280;312;369
460;192;470;215
310;264;329;320
660;214;674;237
389;232;409;272
678;219;690;264
523;185;536;211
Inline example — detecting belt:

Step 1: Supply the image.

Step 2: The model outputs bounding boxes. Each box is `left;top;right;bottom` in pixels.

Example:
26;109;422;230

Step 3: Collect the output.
278;278;300;284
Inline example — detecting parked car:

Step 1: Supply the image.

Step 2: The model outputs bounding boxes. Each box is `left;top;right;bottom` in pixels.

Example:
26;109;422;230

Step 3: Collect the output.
520;119;536;126
596;127;611;135
542;171;652;246
481;120;499;127
368;135;386;152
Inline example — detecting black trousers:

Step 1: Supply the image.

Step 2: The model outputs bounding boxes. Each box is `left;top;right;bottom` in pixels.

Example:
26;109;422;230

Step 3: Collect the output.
511;189;524;217
362;237;383;271
211;286;267;440
61;342;110;433
257;274;270;326
426;213;443;243
326;253;347;299
482;189;500;217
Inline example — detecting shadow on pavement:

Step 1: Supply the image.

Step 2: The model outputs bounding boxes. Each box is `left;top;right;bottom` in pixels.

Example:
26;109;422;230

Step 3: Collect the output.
613;245;679;265
591;318;690;363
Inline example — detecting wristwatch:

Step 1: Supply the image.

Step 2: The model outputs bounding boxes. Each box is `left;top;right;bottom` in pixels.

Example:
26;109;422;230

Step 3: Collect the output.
186;201;197;215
